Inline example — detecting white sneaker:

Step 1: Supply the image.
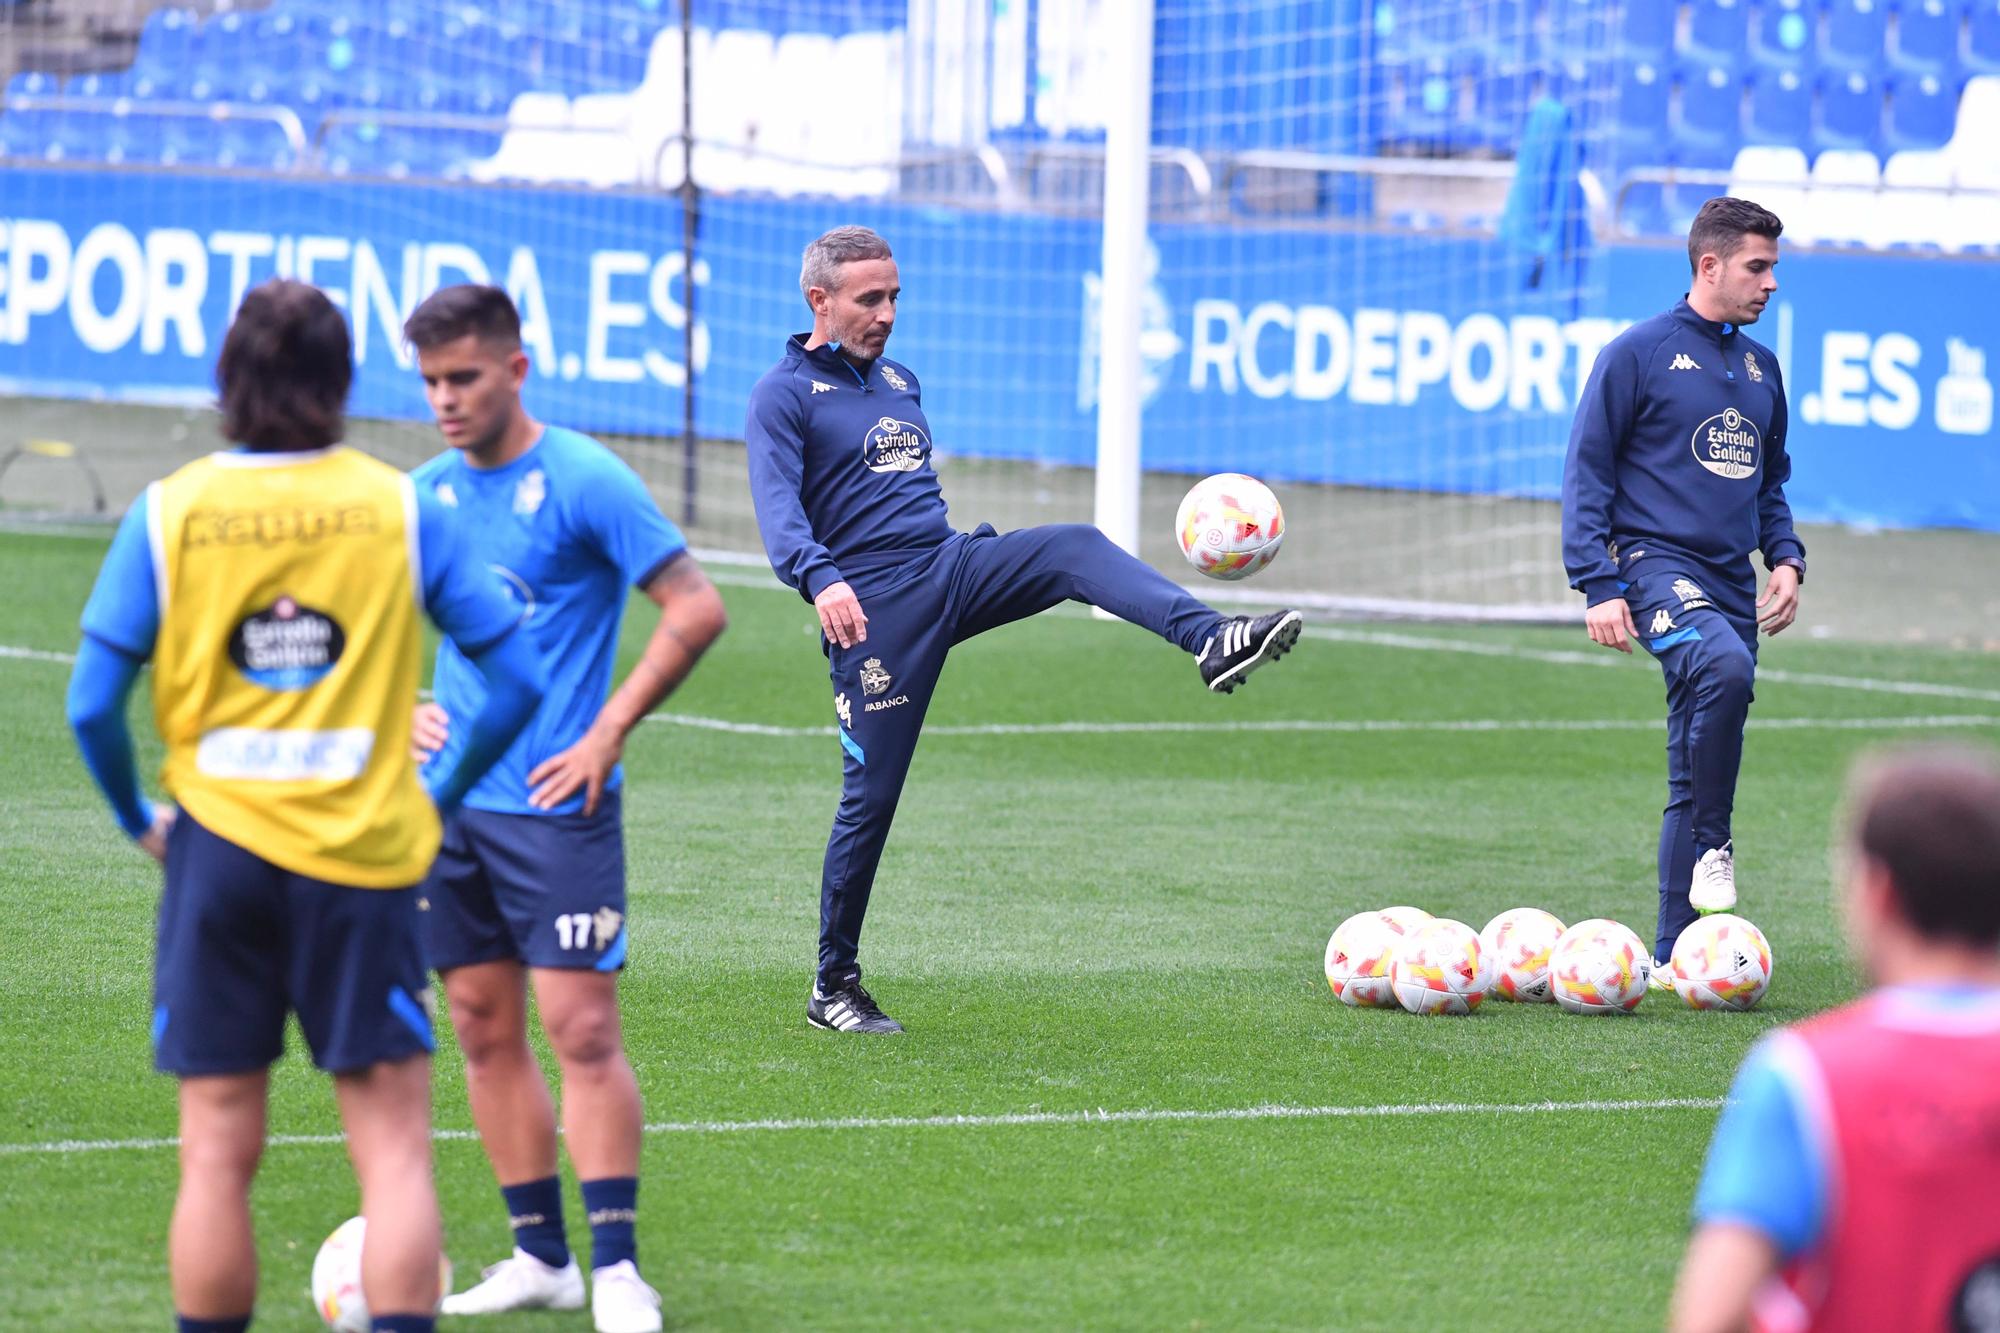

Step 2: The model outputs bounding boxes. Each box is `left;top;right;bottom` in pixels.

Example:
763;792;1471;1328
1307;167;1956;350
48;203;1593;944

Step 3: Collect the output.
1647;956;1676;993
439;1248;585;1315
592;1260;663;1333
1689;843;1737;914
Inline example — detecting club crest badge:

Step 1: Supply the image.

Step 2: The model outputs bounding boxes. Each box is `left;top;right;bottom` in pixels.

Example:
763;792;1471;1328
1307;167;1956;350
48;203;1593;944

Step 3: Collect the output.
859;657;892;696
1744;350;1763;383
514;468;547;515
879;364;908;391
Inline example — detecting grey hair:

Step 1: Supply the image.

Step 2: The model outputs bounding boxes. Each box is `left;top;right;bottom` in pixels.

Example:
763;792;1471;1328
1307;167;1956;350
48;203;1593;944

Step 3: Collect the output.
799;226;893;304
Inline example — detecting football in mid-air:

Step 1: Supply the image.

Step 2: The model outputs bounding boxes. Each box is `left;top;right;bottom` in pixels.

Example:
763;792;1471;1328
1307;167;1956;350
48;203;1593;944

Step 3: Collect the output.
1548;918;1650;1015
1175;473;1285;580
1390;917;1491;1016
1669;913;1774;1011
311;1217;451;1332
1479;907;1567;1002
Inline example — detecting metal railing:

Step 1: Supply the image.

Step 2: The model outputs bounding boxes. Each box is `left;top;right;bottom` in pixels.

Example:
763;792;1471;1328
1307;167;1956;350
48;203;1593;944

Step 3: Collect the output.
1;92;307;157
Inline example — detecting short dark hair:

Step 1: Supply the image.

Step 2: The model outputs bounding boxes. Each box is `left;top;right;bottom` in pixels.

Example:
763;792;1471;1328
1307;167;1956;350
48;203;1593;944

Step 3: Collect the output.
1687;196;1784;275
402;283;523;352
1846;744;2000;948
215;279;351;452
800;225;893;303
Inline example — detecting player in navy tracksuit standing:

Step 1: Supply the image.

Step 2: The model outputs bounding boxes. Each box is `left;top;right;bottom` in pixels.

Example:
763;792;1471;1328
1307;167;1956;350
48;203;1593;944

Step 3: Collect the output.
746;225;1303;1034
1562;197;1806;970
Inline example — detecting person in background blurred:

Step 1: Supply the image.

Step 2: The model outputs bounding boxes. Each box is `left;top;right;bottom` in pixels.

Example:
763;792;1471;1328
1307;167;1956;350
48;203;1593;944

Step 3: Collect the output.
1670;743;2000;1333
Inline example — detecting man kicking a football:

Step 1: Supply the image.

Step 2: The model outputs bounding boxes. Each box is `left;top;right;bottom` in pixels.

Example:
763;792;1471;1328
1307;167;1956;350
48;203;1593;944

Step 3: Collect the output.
745;225;1302;1035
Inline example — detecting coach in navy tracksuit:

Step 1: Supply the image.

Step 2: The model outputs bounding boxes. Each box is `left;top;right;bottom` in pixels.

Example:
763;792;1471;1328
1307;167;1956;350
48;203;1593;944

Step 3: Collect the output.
1562;197;1806;966
746;225;1302;1034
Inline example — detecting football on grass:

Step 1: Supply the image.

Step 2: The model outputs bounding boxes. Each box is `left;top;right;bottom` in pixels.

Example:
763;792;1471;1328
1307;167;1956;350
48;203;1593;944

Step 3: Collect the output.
1669;913;1773;1011
1479;907;1566;1002
1390;918;1491;1015
1548;918;1650;1015
1175;473;1285;580
311;1217;451;1332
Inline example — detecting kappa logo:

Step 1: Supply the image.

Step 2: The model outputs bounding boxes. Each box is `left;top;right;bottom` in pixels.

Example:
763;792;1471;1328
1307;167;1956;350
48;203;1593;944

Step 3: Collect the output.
834;691;852;727
810;379;836;394
1743;350;1763;383
1691;406;1762;480
879;364;908;391
1669;353;1701;371
859;657;892;696
1650;608;1675;636
514;468;547;515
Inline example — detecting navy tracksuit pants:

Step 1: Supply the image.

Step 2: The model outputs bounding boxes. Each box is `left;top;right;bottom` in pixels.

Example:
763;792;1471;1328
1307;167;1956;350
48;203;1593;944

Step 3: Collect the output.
816;523;1226;989
1624;566;1758;963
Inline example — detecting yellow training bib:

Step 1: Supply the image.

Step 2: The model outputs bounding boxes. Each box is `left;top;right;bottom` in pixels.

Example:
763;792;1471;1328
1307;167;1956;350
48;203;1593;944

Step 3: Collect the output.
149;446;437;887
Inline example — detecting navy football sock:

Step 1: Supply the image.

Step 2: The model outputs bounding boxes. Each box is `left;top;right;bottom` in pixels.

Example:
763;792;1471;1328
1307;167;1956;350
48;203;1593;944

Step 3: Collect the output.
177;1318;250;1333
581;1176;638;1271
500;1175;570;1268
369;1317;435;1333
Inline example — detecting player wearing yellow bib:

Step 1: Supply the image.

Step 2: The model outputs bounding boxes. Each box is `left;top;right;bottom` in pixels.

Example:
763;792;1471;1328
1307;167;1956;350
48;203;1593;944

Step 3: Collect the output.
65;280;546;1333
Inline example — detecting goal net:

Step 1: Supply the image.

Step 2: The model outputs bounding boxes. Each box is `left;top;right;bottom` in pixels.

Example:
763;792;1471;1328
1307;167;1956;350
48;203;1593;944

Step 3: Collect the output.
0;0;1615;618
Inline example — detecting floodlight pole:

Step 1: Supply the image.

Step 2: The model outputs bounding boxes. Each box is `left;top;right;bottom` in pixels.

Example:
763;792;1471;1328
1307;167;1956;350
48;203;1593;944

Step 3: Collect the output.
1092;0;1154;556
679;0;698;528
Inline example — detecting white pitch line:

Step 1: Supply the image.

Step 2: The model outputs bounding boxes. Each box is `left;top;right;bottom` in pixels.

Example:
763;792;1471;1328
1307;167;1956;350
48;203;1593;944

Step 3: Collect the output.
0;644;76;664
642;713;2000;739
1306;626;2000;703
0;1096;1726;1157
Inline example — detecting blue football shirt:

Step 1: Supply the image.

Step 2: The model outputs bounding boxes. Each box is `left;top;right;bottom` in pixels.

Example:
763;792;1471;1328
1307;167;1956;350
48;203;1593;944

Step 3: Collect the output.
411;426;687;816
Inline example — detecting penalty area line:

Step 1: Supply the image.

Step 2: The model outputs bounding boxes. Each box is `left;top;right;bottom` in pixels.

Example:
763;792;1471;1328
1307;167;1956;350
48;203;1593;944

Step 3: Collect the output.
0;1096;1726;1157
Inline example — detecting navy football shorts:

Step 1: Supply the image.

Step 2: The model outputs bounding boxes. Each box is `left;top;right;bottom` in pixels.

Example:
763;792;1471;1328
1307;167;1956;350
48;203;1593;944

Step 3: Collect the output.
153;811;434;1077
420;790;628;973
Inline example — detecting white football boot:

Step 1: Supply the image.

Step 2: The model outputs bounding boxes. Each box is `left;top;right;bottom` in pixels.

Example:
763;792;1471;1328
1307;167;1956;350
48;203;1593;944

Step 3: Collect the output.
591;1260;663;1333
439;1248;585;1315
1689;843;1737;915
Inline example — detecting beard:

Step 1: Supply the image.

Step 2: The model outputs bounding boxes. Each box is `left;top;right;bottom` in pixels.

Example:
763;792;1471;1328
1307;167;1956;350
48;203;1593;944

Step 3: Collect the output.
830;312;889;362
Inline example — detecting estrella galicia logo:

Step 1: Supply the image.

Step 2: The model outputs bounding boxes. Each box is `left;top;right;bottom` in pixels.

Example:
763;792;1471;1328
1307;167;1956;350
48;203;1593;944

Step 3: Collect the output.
863;417;931;473
1691;407;1762;480
228;596;344;691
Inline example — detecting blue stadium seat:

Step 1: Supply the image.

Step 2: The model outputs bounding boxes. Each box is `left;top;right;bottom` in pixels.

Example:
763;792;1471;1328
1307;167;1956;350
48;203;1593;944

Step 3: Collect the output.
1546;0;1614;64
1884;70;1959;146
1684;0;1751;60
1471;65;1539;150
1485;0;1542;67
1970;2;2000;73
1889;0;1960;73
1675;62;1744;157
1823;0;1891;70
1750;0;1818;68
1746;66;1813;143
1618;1;1676;60
5;70;59;98
1815;68;1887;149
1615;60;1673;156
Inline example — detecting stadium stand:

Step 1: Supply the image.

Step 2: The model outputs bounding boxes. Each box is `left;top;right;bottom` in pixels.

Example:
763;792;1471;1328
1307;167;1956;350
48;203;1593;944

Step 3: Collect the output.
2;0;1998;248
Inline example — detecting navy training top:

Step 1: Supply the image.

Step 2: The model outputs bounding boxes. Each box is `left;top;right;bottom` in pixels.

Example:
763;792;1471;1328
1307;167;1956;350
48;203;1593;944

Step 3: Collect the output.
744;334;955;600
1561;298;1805;611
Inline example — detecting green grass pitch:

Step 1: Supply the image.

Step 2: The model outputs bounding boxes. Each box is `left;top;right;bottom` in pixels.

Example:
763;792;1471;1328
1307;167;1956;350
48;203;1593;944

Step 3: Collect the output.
3;524;1997;1329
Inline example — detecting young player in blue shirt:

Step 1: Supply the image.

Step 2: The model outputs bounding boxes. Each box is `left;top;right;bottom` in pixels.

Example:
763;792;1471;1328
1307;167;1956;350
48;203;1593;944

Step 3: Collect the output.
1561;197;1806;970
66;279;545;1333
402;286;727;1333
746;226;1303;1034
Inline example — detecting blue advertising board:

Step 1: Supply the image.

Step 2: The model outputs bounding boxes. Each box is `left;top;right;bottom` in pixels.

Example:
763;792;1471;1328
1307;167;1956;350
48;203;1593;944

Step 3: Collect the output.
1;167;1993;530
